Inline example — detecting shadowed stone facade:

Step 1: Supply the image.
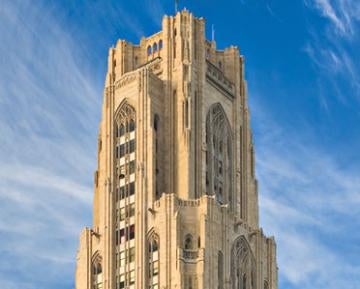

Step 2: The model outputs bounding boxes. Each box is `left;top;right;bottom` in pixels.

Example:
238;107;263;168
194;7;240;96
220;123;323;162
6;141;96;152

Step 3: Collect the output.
75;9;278;289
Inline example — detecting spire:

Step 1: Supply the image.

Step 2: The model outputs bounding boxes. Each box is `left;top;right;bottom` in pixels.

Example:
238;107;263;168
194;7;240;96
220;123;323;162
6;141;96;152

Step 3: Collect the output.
212;24;215;43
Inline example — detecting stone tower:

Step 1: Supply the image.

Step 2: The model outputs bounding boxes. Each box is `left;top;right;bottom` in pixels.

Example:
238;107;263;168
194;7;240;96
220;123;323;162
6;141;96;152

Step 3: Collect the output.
75;10;278;289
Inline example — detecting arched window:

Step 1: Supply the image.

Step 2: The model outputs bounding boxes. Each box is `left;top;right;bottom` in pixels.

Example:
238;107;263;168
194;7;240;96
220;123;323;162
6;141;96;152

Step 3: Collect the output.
148;235;159;289
264;280;269;289
159;39;163;50
206;103;233;205
93;263;102;275
231;237;256;289
147;45;152;56
114;102;136;289
92;261;103;289
184;234;193;250
153;42;158;53
219;61;222;69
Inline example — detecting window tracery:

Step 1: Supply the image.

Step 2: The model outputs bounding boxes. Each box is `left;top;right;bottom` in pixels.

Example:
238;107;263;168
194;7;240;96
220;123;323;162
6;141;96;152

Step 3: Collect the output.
92;256;103;289
205;103;233;205
231;237;256;289
114;101;136;289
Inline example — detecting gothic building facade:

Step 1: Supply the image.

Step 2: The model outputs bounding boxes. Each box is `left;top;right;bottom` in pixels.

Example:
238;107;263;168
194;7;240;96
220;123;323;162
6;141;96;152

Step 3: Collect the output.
75;10;278;289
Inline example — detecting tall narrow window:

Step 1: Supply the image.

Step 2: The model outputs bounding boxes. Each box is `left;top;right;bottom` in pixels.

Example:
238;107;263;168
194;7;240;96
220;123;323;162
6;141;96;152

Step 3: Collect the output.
148;236;159;289
231;237;256;289
114;101;136;289
218;251;224;289
184;98;189;129
154;114;160;199
206;103;233;205
184;234;193;250
153;43;158;53
92;261;103;289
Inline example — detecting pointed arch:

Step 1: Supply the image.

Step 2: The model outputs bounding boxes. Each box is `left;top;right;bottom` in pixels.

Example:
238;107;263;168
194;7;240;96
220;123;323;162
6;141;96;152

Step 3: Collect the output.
231;236;256;289
91;252;103;289
115;100;136;126
205;103;234;206
147;229;160;289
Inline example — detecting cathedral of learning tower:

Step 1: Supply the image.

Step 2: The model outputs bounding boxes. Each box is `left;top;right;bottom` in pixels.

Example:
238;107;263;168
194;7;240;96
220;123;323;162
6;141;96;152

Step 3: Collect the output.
75;9;278;289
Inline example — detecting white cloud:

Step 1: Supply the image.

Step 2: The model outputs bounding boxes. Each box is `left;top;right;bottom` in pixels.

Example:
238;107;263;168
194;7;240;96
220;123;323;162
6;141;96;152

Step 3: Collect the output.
313;0;346;33
306;0;360;36
0;0;167;288
252;100;360;289
0;1;98;289
303;0;360;108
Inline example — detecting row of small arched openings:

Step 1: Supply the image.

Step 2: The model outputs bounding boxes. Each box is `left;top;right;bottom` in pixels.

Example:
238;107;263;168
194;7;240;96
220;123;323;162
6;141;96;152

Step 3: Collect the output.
147;40;163;56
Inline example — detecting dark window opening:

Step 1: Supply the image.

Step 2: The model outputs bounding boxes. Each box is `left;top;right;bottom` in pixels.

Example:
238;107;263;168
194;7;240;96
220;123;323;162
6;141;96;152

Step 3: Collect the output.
129;224;135;240
129;119;135;132
129;182;135;196
119;144;125;158
184;235;193;250
129;139;136;153
119;124;125;136
154;114;159;131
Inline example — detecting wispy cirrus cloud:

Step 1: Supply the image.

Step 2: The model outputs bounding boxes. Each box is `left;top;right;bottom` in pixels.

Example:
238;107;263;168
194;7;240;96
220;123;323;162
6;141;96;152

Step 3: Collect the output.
0;1;98;289
305;0;360;36
303;0;360;109
0;0;166;288
252;100;360;289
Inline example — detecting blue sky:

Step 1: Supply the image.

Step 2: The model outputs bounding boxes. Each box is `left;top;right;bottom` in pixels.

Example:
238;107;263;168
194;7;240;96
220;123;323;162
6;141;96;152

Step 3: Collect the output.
0;0;359;289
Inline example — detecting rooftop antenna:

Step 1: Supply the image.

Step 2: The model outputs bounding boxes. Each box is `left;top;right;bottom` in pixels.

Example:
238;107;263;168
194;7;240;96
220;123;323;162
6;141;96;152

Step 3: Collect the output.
175;0;179;13
212;24;215;43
